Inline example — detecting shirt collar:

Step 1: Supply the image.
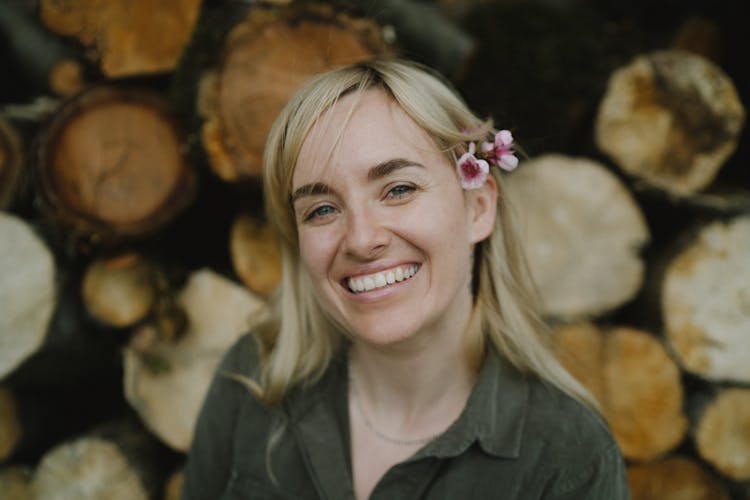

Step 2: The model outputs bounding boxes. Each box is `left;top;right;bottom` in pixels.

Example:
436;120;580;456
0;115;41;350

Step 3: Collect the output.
412;348;529;461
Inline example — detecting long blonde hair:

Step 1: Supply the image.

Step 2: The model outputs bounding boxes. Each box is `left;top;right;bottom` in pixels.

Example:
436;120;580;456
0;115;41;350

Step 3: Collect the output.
259;58;596;411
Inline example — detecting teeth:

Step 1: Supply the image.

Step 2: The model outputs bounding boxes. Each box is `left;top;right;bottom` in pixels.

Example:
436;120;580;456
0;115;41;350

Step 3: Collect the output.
347;264;419;294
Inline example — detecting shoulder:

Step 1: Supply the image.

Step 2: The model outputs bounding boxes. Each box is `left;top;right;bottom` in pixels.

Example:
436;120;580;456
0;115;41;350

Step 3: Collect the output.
217;331;263;376
522;377;628;498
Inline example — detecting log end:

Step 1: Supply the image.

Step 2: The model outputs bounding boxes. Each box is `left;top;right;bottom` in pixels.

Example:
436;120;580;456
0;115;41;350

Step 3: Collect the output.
596;50;745;195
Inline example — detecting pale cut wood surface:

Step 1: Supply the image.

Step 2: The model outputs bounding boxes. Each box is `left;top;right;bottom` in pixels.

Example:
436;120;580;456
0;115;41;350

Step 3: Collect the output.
30;419;161;500
123;269;268;451
555;323;687;461
663;215;750;383
503;154;650;319
596;50;745;195
0;212;55;379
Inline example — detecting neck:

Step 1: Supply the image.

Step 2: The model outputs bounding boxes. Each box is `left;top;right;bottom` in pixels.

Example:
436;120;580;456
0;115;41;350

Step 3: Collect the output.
348;320;477;434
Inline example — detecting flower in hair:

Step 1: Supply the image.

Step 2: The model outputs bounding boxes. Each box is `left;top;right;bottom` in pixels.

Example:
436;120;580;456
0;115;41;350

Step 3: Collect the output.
457;142;489;190
457;130;519;189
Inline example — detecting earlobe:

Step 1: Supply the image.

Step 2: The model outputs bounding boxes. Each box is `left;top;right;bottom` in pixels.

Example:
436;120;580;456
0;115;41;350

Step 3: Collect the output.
468;176;498;244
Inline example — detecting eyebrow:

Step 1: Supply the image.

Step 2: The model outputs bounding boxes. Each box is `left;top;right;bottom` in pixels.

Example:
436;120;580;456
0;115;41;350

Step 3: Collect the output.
290;158;425;204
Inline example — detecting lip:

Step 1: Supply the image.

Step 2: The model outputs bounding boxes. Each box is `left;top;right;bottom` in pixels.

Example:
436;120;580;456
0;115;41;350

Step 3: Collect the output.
339;261;421;299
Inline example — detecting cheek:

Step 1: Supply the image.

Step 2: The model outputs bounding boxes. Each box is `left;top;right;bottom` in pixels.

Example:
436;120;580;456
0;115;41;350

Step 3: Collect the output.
298;228;338;277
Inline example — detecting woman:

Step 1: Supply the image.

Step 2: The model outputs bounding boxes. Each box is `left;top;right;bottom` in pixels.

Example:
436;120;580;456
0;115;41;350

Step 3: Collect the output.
182;59;629;499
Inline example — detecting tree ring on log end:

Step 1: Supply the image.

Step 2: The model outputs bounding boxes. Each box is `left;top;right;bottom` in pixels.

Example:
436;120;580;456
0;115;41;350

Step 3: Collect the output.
596;50;745;195
201;3;390;182
34;86;197;243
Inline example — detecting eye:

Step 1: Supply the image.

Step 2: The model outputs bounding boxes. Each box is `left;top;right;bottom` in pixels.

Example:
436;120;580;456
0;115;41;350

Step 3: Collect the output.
386;184;415;199
304;204;337;222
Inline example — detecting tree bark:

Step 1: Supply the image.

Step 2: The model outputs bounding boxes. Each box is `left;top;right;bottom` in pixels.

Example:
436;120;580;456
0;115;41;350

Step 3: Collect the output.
0;466;32;500
123;269;268;451
39;0;202;78
0;213;56;380
0;385;22;462
554;323;688;462
596;50;745;195
662;215;750;383
34;86;197;247
503;154;650;320
200;3;390;181
0;118;23;210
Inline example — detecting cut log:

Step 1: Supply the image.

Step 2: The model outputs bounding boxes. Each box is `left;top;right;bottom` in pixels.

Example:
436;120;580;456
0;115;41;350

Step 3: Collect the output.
34;86;197;245
694;388;750;481
123;269;268;450
0;118;23;210
49;58;86;98
0;213;56;380
0;385;22;461
503;154;650;320
555;323;687;461
200;3;389;181
595;50;745;195
39;0;202;78
230;214;281;297
30;418;165;500
82;253;158;328
627;456;729;500
662;215;750;383
0;466;32;500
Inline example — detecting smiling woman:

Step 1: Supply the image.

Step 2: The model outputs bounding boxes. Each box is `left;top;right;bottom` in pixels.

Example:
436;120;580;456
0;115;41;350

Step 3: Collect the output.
181;59;630;500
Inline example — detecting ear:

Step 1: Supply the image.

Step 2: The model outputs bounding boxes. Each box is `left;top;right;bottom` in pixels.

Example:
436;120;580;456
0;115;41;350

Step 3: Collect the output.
466;175;498;244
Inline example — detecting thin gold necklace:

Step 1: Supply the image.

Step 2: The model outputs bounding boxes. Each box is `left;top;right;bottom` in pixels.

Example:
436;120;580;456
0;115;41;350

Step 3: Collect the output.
348;368;443;446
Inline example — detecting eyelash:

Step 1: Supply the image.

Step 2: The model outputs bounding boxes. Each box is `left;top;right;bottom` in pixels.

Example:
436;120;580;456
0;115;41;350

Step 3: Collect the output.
304;204;337;222
386;184;415;199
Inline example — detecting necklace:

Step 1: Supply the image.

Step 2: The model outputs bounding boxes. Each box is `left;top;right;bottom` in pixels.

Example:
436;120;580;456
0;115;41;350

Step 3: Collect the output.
349;368;443;447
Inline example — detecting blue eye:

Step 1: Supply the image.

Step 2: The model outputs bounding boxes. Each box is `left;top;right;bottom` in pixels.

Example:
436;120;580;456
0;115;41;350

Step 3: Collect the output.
388;184;414;198
305;204;336;221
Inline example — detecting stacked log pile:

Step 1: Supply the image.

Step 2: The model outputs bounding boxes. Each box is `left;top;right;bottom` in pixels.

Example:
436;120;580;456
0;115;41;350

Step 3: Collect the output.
1;1;749;499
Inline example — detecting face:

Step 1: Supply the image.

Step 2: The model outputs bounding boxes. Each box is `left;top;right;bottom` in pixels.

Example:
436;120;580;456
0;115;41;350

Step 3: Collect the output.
291;88;496;349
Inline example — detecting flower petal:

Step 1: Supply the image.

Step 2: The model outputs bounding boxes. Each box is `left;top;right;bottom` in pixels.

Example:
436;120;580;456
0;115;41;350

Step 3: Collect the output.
499;153;519;171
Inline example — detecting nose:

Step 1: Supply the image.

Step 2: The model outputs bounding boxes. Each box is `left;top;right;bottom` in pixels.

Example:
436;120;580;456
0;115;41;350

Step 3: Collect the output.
343;205;390;260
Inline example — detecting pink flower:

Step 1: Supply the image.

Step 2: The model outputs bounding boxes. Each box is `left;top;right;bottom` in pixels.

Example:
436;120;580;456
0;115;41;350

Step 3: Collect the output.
456;142;489;189
482;130;519;171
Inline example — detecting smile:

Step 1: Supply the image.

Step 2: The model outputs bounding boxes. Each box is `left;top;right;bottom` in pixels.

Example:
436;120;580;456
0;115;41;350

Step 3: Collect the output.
346;264;420;294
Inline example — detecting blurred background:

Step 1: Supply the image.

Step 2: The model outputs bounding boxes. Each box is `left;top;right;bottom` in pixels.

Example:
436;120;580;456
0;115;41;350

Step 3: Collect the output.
1;0;748;498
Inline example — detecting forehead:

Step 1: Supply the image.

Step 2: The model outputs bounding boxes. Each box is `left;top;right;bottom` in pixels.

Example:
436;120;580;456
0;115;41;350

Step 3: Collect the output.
292;88;443;187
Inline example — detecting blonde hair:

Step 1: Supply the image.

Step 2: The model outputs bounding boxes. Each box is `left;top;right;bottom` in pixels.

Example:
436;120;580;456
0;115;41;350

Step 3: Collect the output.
259;58;596;411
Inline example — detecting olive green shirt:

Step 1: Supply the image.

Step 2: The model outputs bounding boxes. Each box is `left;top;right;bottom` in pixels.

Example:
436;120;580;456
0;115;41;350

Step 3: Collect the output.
182;333;629;499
